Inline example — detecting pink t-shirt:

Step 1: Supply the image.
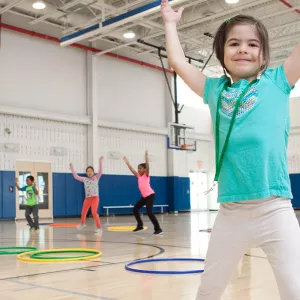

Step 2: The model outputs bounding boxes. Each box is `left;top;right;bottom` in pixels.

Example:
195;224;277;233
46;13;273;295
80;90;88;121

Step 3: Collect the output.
137;173;154;198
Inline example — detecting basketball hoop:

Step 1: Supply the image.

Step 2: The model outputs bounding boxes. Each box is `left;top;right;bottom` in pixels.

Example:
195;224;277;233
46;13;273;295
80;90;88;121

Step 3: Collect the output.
167;123;196;151
180;144;195;151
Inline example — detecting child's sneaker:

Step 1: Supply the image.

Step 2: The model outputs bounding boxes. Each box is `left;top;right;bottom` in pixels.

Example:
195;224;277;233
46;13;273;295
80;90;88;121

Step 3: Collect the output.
154;229;163;235
76;224;86;230
133;226;144;232
95;228;103;234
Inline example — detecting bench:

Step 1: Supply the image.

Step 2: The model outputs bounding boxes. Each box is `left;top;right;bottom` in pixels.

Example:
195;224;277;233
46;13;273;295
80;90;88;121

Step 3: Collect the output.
102;204;169;216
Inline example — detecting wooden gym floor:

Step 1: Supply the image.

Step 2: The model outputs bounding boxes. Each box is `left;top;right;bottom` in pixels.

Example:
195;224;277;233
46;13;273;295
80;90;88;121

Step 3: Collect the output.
0;211;298;300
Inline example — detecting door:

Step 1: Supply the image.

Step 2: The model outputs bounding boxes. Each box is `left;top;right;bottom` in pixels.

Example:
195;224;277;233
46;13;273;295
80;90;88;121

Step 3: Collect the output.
189;171;208;211
15;161;53;220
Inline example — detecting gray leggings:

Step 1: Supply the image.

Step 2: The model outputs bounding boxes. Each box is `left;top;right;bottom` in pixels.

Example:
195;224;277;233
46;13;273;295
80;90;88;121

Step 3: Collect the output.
25;205;39;229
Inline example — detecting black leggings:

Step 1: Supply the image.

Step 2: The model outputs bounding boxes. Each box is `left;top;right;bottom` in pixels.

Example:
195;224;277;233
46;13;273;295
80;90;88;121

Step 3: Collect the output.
133;193;161;231
25;205;39;229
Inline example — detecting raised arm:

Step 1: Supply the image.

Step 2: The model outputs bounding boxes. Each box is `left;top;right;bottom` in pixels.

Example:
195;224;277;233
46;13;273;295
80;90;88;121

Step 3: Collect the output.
284;41;300;87
161;0;206;98
69;163;85;182
145;150;150;176
15;178;21;191
33;182;39;195
96;156;104;179
123;156;138;177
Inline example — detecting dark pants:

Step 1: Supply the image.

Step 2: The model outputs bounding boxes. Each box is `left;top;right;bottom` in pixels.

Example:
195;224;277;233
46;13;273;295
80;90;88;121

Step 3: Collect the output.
133;193;161;231
25;205;39;229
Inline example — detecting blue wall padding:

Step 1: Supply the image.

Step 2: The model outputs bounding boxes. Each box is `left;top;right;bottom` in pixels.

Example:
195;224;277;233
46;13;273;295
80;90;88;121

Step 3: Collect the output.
2;170;299;219
0;171;16;219
290;174;300;208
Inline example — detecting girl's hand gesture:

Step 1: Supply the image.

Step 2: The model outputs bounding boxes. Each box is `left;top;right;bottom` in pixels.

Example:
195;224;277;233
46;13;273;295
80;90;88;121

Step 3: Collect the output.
161;0;184;24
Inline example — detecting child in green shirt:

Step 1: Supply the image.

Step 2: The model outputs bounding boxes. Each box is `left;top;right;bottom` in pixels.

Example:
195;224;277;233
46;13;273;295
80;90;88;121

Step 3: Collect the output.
15;175;39;230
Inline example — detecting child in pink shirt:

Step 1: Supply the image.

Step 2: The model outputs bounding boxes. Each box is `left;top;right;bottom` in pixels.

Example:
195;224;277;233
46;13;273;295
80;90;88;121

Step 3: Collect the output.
123;151;163;235
69;157;104;234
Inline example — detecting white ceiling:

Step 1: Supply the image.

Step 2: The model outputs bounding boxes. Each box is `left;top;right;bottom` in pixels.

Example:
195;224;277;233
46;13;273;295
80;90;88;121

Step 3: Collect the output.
1;0;300;75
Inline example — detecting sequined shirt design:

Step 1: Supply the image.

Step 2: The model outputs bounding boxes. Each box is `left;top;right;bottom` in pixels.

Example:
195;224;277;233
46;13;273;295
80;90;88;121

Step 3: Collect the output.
221;85;258;116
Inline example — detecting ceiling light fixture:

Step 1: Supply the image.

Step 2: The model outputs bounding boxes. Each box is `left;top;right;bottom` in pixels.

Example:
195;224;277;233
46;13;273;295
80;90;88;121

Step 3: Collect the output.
225;0;239;4
32;1;46;10
123;31;136;39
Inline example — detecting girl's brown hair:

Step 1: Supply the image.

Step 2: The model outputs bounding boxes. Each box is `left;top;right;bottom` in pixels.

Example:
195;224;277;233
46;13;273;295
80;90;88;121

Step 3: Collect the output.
213;15;270;74
86;166;94;173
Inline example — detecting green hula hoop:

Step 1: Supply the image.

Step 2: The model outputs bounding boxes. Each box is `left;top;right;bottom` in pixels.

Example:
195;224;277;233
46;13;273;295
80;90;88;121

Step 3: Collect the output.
29;249;100;260
0;246;37;255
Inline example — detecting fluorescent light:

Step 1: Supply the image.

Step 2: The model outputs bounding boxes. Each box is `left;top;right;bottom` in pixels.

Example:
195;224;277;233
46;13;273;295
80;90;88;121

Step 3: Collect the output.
225;0;239;3
123;31;135;39
32;1;46;10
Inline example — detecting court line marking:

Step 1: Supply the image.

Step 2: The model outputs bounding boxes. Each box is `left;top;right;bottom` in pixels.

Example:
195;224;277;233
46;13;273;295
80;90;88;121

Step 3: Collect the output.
0;262;113;281
13;287;36;291
1;237;266;260
8;278;117;300
245;254;267;259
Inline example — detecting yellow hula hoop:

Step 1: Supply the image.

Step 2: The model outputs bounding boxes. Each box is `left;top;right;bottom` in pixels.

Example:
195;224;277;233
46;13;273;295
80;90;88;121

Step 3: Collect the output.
108;226;148;232
17;248;101;263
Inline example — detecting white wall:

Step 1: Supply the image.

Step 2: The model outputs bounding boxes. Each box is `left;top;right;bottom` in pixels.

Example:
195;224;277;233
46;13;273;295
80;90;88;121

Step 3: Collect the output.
177;74;212;135
0;113;88;172
286;97;300;174
95;56;166;128
0;28;171;176
290;98;300;128
187;140;213;173
288;134;300;174
179;106;212;135
0;30;87;116
98;127;167;176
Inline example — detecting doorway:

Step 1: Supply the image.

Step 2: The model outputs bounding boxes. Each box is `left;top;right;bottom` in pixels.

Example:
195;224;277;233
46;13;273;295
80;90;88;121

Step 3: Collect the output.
189;171;208;211
15;161;53;220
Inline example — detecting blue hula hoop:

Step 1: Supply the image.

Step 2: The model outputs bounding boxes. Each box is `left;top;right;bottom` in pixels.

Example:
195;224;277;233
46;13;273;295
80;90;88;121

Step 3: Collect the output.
125;258;205;275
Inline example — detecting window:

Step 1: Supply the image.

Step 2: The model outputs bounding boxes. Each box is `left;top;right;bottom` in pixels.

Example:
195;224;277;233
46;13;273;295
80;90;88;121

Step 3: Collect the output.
176;70;218;109
177;76;208;109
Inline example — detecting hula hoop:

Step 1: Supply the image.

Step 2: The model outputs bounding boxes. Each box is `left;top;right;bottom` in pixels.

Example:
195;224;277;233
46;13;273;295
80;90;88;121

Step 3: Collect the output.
108;226;148;232
125;258;205;275
30;249;99;260
17;248;101;263
0;246;37;255
49;223;79;228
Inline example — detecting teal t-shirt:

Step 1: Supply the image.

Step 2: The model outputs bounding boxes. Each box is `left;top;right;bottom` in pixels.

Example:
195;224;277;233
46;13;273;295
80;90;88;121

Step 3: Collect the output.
204;65;293;203
20;185;37;206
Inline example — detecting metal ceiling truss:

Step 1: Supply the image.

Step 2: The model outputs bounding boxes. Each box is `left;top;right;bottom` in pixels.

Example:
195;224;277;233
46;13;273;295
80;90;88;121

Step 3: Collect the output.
1;0;300;74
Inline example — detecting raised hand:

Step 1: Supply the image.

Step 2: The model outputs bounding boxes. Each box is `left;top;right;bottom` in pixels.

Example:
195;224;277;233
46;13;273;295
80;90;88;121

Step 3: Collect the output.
100;156;104;161
161;0;184;24
14;178;18;184
69;163;73;169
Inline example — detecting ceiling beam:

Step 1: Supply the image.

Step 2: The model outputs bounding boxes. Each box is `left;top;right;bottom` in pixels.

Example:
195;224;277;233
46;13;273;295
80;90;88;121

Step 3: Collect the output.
30;0;83;25
63;0;146;35
0;0;24;14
